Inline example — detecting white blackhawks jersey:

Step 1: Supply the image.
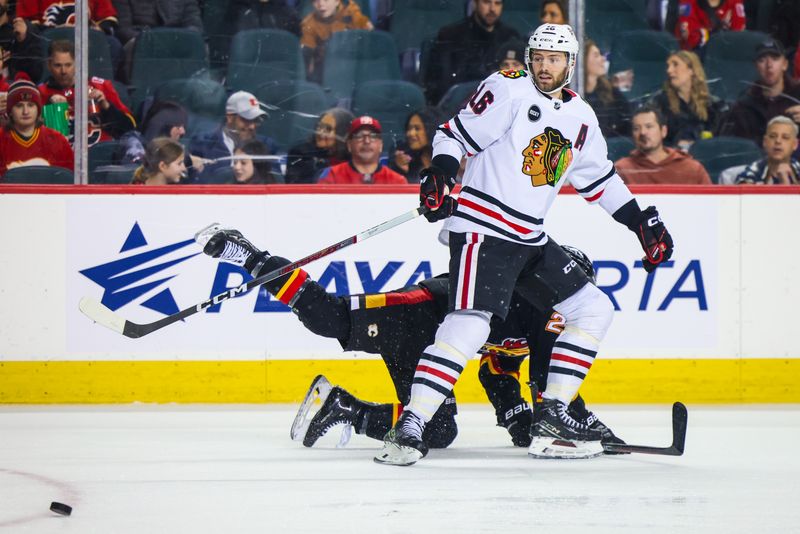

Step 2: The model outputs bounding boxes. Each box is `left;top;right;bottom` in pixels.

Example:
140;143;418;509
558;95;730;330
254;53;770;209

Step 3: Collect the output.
434;69;634;245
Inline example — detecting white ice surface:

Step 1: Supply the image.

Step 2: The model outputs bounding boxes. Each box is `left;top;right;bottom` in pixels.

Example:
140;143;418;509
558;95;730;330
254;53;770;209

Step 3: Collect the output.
1;404;798;533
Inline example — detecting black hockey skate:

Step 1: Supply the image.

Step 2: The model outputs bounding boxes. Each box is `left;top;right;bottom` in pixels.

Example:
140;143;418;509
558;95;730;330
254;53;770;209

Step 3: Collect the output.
528;398;604;459
301;385;367;448
374;411;428;466
194;223;267;275
568;395;629;455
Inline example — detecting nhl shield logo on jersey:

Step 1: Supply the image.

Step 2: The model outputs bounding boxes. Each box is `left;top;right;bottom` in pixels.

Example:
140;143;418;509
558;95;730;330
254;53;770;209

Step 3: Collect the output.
521;127;573;187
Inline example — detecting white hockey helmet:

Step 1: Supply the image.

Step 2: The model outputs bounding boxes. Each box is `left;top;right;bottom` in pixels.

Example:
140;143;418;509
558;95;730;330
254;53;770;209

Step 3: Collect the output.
526;23;579;94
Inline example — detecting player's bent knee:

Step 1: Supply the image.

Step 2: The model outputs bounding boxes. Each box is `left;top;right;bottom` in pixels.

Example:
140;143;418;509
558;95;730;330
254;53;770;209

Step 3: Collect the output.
555;283;614;341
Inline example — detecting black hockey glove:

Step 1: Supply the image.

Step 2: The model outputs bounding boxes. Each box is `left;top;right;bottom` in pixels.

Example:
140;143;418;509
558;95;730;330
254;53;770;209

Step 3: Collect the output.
419;166;457;222
496;401;533;447
631;206;673;273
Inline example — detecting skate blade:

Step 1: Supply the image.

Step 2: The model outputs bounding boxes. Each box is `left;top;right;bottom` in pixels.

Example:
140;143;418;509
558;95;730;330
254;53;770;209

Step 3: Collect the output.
528;436;604;459
290;375;333;442
373;442;423;466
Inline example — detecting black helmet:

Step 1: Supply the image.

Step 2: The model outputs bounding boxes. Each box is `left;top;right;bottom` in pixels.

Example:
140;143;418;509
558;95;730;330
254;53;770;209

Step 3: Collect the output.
561;245;595;283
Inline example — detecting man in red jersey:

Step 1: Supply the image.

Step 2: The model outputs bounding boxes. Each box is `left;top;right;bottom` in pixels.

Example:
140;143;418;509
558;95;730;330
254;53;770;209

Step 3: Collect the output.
0;73;73;177
317;116;408;184
38;40;134;147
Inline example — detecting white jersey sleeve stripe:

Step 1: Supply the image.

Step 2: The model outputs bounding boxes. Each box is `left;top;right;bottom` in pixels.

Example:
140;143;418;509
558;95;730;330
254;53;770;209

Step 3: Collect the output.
574;165;616;197
453;115;483;153
437;125;468;153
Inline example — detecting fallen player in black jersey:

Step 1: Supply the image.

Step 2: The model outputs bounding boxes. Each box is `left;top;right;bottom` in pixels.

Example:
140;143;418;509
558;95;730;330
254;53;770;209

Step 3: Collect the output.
194;223;625;452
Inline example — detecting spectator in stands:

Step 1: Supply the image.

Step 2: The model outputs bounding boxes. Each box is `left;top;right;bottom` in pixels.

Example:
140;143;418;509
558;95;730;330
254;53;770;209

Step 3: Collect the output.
650;50;727;150
38;40;135;147
232;139;282;184
17;0;123;76
225;0;300;36
540;0;568;25
584;39;631;138
495;39;526;71
646;0;679;32
130;136;185;185
0;0;44;81
112;0;202;80
615;106;712;184
318;115;407;184
425;0;520;105
719;38;800;143
301;0;373;83
0;74;73;177
113;0;202;45
117;100;205;177
735;115;799;185
389;107;443;183
676;0;745;51
285;106;353;184
189;91;275;183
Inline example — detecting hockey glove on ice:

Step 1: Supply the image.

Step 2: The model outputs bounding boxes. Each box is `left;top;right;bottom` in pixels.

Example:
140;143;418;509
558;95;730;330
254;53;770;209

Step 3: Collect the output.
632;206;673;273
497;401;533;447
419;166;457;222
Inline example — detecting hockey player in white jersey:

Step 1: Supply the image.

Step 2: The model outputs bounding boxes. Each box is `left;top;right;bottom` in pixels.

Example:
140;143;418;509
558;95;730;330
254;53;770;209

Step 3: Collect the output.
375;24;674;466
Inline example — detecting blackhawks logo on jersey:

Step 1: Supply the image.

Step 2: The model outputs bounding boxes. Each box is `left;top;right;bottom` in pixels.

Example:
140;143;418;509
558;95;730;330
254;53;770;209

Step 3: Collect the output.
521;127;573;187
499;69;527;79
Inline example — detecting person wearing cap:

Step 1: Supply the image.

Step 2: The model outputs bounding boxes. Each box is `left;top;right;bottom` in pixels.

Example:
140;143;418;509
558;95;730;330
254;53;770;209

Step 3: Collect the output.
188;90;276;183
317;116;407;184
38;39;135;147
495;39;526;71
0;73;73;178
719;38;800;144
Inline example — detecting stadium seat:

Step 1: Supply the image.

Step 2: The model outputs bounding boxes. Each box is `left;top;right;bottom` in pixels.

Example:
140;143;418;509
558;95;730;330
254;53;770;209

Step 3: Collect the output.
585;0;649;53
389;0;464;53
609;30;679;103
704;30;771;102
152;78;226;138
3;165;74;184
502;0;542;37
88;141;120;176
129;29;209;113
606;136;635;162
352;80;426;146
41;27;114;82
226;29;304;92
688;136;763;184
436;80;480;117
90;165;137;184
254;80;332;152
321;30;401;103
202;0;231;70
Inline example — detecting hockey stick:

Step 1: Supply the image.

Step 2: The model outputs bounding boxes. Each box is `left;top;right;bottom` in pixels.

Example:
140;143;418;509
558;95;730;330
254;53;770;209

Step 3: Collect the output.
602;402;687;456
79;205;430;338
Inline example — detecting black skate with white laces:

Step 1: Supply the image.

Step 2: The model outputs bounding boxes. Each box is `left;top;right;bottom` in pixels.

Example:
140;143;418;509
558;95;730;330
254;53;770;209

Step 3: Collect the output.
194;223;268;276
301;385;370;448
374;411;428;466
568;395;629;454
528;398;604;459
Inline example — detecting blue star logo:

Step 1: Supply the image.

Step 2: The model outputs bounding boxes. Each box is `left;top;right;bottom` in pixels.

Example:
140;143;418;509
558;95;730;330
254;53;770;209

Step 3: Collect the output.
80;222;200;316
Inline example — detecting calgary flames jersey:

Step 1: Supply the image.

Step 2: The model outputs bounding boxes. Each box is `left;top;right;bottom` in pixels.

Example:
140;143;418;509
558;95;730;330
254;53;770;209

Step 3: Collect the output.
433;69;634;246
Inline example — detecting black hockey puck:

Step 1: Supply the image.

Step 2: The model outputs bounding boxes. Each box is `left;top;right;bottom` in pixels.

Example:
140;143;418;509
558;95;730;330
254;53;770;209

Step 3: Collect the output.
50;501;72;516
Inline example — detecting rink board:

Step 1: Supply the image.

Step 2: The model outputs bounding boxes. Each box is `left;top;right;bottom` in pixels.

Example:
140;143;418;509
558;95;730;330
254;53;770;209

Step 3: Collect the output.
0;185;798;403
